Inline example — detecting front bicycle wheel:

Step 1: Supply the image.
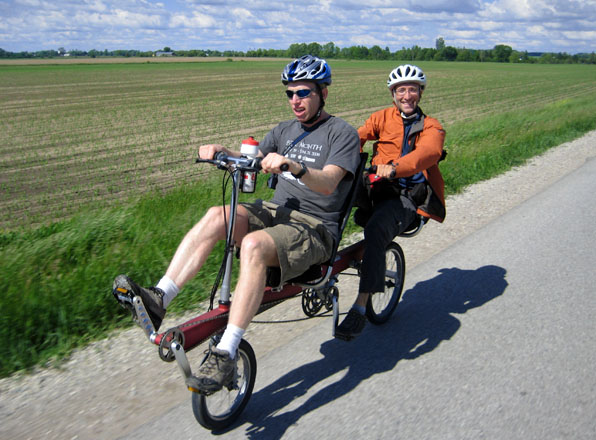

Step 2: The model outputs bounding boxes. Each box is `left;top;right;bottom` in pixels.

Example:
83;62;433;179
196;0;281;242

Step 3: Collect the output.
366;242;405;324
191;338;257;430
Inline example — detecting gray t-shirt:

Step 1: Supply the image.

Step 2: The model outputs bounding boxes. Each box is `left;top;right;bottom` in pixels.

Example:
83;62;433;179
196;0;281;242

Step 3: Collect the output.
259;116;361;241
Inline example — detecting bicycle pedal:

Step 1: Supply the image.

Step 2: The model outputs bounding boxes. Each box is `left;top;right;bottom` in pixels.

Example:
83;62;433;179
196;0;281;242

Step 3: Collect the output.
112;287;148;333
186;376;217;396
113;286;134;305
113;286;136;315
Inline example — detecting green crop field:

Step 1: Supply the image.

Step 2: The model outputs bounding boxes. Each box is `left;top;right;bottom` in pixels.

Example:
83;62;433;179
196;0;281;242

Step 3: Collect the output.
2;59;595;230
1;58;595;377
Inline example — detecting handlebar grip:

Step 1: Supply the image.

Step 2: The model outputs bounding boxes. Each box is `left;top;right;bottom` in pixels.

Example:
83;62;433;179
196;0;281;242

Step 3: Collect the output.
213;151;228;161
280;163;289;172
196;151;227;163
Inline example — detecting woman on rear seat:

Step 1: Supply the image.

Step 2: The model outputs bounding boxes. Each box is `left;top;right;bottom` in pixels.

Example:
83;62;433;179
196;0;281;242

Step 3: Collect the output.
335;64;447;341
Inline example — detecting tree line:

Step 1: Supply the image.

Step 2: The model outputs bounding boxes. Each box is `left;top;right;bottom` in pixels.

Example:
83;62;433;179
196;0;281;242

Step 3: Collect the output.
1;41;595;64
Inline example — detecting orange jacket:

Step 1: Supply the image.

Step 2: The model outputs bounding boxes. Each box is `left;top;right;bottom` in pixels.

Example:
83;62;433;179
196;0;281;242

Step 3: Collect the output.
358;107;446;222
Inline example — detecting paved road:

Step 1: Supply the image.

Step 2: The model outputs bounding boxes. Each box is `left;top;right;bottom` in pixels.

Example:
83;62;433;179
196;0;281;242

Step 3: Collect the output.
122;157;596;439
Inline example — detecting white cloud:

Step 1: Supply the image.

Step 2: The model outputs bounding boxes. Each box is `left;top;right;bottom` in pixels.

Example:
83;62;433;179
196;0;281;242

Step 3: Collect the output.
527;25;548;36
170;11;216;28
448;30;482;39
479;0;542;19
465;21;502;32
88;0;108;12
563;30;596;40
14;0;43;6
231;7;254;19
412;0;482;13
349;34;387;47
67;9;165;30
0;0;594;53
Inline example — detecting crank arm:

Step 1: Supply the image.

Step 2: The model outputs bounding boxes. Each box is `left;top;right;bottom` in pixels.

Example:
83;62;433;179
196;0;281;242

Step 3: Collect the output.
112;286;157;342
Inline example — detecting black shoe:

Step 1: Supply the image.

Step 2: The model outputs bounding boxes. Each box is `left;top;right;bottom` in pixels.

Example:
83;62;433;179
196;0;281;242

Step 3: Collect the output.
186;348;236;394
113;274;166;331
335;308;367;341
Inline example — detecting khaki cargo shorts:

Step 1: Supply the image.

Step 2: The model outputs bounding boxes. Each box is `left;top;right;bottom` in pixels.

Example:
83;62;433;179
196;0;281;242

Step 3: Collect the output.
241;200;335;285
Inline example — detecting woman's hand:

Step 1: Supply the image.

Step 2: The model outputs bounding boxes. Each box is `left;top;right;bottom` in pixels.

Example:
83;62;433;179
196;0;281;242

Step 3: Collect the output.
374;163;396;179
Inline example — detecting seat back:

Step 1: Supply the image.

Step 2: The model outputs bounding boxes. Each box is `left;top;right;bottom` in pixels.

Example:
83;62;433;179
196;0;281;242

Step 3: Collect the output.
398;213;428;238
268;152;368;288
336;153;369;241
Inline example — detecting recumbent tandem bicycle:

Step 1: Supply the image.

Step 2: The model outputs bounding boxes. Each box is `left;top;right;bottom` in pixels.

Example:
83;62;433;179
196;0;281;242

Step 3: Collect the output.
112;150;426;430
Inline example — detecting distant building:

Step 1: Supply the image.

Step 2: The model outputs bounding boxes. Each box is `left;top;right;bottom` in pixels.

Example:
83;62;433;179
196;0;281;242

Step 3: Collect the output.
154;51;174;57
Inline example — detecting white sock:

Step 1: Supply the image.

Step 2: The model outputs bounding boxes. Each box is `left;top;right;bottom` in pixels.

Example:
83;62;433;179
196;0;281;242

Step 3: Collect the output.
216;324;245;359
156;276;179;309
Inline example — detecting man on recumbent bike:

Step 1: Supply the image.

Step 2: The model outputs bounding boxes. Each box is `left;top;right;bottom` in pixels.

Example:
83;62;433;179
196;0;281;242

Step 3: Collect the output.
335;64;447;341
113;55;361;393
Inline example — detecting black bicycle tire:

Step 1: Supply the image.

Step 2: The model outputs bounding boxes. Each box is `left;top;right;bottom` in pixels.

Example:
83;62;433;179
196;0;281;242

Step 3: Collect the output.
366;241;405;324
191;338;257;430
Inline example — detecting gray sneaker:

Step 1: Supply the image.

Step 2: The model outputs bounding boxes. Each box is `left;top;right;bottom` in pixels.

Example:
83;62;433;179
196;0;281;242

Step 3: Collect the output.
187;348;236;394
112;274;165;331
335;308;367;341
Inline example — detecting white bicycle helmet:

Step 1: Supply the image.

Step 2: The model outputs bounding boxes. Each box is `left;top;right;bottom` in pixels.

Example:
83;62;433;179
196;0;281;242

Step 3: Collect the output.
282;55;332;86
387;64;426;91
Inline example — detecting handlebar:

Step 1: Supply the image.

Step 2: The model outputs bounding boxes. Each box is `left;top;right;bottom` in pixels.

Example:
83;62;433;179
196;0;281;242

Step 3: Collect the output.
196;152;291;173
196;152;262;172
366;165;396;179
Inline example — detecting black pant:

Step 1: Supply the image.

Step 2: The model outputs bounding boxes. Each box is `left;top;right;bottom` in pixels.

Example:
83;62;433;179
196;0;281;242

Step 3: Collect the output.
358;195;416;293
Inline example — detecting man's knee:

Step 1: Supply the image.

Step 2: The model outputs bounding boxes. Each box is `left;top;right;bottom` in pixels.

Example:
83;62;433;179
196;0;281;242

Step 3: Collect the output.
203;206;229;229
239;231;278;266
240;233;261;253
184;206;228;242
204;206;226;223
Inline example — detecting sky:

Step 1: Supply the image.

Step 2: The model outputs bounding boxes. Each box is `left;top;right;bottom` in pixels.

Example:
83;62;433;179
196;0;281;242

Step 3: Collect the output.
1;0;595;54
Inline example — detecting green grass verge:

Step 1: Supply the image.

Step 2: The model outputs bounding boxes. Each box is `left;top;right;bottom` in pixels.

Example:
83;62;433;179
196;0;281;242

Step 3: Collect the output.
0;174;270;376
1;95;595;378
441;94;596;194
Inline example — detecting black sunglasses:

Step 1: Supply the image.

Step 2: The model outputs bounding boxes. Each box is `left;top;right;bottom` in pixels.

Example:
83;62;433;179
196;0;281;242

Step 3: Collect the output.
285;89;314;99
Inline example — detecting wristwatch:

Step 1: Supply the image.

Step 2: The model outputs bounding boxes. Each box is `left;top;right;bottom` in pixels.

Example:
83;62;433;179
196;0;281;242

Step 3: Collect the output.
291;161;308;179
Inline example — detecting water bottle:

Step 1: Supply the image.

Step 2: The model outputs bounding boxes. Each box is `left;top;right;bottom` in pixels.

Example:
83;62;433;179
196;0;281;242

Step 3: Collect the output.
240;136;259;193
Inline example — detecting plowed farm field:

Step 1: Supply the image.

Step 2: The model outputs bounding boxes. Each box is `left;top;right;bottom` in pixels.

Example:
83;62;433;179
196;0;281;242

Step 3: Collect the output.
1;59;594;230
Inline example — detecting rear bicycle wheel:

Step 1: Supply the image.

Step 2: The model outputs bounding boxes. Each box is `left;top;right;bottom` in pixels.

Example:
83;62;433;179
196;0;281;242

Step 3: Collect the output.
366;242;405;324
191;338;257;430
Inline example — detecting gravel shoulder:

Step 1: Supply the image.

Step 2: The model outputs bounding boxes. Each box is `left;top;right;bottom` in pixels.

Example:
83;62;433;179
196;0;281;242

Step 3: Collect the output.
1;131;595;440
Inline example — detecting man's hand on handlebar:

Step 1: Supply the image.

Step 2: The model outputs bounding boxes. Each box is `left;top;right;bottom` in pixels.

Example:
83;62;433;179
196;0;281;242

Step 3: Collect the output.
260;153;292;174
198;144;228;160
197;146;292;174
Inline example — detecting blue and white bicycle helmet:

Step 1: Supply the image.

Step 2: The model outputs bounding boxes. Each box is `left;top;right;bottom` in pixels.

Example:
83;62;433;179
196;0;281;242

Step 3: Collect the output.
282;55;332;86
387;64;426;91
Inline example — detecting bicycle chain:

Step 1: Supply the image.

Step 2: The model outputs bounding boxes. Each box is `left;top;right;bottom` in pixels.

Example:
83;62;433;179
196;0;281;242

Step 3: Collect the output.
160;294;298;351
162;277;355;344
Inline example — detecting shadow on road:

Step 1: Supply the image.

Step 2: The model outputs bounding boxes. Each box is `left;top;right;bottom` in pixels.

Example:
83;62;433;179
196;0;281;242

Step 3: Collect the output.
218;265;507;438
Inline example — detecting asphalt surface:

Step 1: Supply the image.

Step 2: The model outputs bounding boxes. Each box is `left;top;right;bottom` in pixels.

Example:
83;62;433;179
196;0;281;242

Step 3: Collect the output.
121;156;596;439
